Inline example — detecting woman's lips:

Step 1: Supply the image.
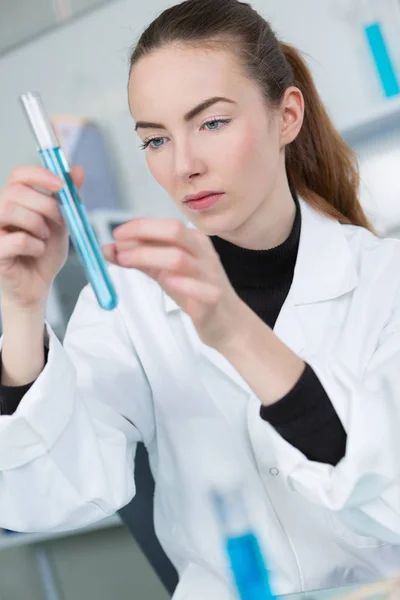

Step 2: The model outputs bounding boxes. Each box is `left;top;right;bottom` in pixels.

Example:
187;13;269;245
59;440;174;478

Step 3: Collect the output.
184;193;224;211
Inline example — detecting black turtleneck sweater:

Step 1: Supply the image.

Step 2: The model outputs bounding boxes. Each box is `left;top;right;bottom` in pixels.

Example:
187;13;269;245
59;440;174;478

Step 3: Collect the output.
0;197;346;466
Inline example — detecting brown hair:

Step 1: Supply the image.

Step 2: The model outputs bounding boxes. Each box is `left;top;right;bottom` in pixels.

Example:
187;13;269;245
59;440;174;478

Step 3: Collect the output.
129;0;375;232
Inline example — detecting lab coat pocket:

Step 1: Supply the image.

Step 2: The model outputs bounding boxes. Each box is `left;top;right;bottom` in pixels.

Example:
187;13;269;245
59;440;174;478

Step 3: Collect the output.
329;512;388;548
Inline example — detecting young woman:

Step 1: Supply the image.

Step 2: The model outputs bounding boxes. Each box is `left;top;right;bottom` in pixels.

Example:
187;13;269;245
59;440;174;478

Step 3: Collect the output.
0;0;399;597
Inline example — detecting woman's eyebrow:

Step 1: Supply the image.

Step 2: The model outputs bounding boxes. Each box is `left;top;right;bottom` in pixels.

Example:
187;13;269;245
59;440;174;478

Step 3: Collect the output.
135;96;237;131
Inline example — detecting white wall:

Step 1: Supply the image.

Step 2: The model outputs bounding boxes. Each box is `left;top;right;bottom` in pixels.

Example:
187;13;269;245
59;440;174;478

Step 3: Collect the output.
356;133;400;234
1;0;400;228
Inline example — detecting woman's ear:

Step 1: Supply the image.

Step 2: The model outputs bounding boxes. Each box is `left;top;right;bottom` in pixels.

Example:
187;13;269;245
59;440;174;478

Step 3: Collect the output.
279;86;304;147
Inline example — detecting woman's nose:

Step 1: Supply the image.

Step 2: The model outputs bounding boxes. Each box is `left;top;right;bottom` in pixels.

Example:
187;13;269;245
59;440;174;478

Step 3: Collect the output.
173;142;205;182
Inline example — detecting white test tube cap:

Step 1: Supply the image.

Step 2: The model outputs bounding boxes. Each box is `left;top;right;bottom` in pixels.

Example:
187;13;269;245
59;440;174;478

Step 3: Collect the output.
19;91;58;150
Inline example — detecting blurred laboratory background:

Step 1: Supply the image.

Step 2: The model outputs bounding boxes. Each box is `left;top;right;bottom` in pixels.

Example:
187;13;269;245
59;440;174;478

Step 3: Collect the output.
0;0;400;599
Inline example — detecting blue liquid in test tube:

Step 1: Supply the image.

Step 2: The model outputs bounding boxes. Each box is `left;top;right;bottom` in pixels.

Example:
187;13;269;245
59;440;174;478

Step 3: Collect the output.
212;486;275;600
364;21;400;98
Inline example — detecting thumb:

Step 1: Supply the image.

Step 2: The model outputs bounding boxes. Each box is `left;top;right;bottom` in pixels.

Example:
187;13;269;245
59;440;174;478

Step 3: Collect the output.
70;165;85;190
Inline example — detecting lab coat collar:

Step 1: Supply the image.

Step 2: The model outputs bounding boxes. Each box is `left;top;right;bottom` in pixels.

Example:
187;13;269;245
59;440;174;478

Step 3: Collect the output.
291;197;359;305
162;196;359;313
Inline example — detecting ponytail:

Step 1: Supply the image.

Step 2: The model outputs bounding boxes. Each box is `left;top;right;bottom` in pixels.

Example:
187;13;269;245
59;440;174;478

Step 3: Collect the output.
280;43;375;232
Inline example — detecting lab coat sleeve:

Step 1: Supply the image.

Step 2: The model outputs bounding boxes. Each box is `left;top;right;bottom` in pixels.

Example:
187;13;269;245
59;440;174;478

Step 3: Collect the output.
247;297;400;544
0;279;154;534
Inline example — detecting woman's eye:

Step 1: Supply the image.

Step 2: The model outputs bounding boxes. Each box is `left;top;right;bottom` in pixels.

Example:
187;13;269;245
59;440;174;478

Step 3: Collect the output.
140;137;166;150
202;118;231;131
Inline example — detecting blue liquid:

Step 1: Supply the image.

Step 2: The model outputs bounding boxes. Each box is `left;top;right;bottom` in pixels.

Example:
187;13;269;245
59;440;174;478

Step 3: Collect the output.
364;22;400;98
40;147;118;311
227;532;274;600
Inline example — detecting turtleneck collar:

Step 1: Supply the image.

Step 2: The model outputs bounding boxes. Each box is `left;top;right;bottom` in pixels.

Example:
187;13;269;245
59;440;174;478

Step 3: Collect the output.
209;193;301;289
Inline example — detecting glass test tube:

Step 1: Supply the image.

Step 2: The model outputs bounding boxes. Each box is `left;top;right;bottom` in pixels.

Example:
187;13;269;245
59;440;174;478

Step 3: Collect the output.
20;91;118;311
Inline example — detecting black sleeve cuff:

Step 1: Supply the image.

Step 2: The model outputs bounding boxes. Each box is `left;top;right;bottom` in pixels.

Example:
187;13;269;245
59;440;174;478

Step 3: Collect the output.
260;362;347;466
0;346;49;416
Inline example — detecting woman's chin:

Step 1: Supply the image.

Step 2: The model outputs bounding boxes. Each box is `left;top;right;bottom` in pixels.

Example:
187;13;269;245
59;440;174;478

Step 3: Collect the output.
190;214;239;238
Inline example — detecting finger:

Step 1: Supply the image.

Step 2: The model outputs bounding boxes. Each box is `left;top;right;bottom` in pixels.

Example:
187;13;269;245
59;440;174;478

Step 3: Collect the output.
160;275;220;304
102;243;163;280
108;239;170;255
113;219;208;258
0;231;46;261
0;200;53;240
0;184;64;227
115;245;198;275
7;165;63;193
70;165;85;190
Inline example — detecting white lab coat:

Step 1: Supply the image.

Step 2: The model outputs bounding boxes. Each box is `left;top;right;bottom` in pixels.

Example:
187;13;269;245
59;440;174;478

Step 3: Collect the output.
1;197;400;599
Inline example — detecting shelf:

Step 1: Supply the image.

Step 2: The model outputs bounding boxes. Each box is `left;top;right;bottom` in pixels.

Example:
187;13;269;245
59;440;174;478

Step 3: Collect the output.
0;513;123;551
340;95;400;145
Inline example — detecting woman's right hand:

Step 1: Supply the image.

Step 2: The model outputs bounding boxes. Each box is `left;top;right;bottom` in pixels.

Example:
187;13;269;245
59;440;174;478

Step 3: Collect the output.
0;165;85;309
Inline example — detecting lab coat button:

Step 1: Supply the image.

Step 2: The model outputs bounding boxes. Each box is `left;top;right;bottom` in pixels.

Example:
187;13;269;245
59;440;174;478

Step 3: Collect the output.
269;468;279;476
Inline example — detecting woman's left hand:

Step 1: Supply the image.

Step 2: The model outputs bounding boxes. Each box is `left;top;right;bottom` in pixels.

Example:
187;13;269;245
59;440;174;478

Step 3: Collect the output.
102;218;245;348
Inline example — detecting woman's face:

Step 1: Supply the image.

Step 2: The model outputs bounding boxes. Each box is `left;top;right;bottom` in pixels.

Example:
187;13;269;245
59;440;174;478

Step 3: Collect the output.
128;45;295;238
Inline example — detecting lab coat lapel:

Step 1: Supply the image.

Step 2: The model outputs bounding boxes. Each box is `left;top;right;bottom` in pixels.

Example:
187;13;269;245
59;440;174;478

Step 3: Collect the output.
162;198;358;391
290;198;359;306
